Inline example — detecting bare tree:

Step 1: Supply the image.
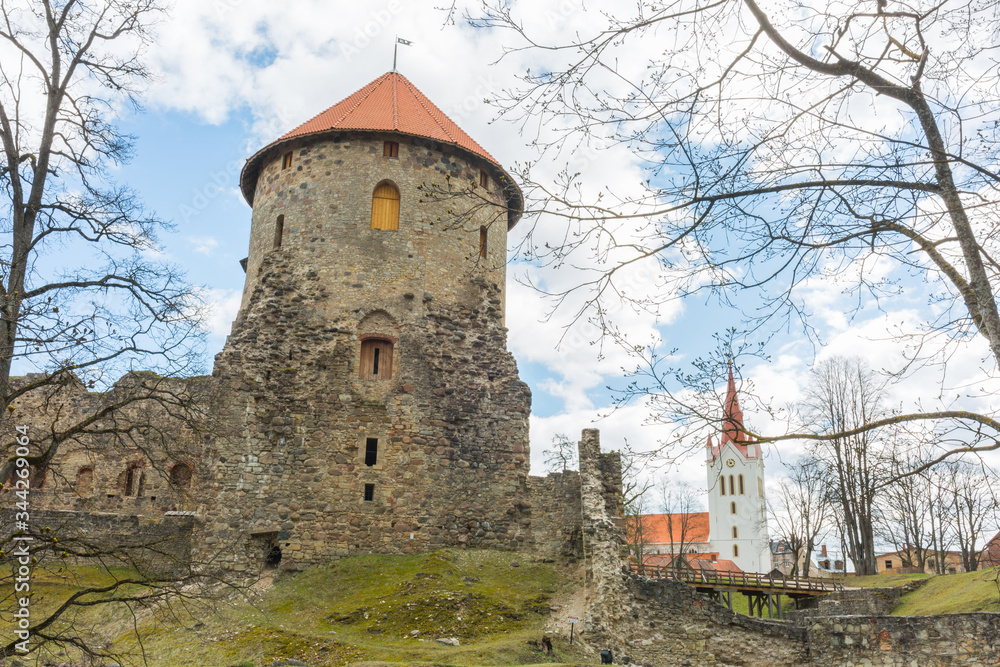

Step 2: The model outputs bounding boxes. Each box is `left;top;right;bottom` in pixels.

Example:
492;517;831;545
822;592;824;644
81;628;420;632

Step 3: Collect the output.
657;479;702;572
0;0;219;660
542;432;578;472
769;459;829;576
470;0;1000;466
621;443;654;573
802;357;889;575
943;461;997;572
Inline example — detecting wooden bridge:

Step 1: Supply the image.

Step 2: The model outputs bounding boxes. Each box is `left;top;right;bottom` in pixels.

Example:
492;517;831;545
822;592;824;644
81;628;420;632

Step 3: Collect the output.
630;563;845;619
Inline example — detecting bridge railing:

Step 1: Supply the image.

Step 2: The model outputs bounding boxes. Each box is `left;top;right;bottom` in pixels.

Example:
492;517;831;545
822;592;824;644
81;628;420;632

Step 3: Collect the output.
630;562;844;593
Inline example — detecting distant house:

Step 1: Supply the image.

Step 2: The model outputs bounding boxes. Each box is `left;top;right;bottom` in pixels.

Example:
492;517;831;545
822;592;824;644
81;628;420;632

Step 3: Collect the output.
637;511;711;555
979;531;1000;568
769;540;845;577
877;548;967;574
641;552;743;576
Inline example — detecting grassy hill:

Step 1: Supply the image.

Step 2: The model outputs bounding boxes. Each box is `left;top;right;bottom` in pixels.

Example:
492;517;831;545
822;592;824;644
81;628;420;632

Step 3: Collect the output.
11;550;596;667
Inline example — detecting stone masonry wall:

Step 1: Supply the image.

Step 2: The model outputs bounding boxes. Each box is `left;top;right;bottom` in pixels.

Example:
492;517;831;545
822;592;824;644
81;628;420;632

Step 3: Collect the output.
527;471;583;561
784;586;907;621
1;508;195;576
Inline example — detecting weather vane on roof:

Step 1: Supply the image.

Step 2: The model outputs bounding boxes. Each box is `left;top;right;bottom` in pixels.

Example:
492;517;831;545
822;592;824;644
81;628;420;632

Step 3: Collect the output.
393;36;413;72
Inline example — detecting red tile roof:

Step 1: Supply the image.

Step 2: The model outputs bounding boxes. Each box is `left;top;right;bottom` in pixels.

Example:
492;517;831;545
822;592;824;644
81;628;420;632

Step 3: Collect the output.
239;72;523;227
279;71;498;165
640;512;711;545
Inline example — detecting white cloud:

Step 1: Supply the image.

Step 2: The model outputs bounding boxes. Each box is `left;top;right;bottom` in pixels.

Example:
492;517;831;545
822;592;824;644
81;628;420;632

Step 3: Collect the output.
188;236;220;256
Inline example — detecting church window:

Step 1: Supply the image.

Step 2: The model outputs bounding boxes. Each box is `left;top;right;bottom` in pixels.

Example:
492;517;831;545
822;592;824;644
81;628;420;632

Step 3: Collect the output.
371;181;400;230
479;169;488;188
720;475;726;496
732;526;738;539
383;141;399;158
730;501;736;514
365;438;379;466
360;338;394;380
479;226;488;258
738;474;745;495
76;467;94;497
729;475;735;495
282;152;293;169
733;545;739;557
170;463;193;488
363;483;375;501
274;215;285;249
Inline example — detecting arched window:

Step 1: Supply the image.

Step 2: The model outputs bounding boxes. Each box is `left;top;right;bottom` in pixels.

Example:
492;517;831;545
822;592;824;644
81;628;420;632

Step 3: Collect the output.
738;474;745;495
719;475;726;496
122;463;145;498
360;338;394;380
732;526;739;539
170;463;193;488
733;545;739;557
371;182;400;230
729;475;735;495
730;501;737;514
76;467;94;497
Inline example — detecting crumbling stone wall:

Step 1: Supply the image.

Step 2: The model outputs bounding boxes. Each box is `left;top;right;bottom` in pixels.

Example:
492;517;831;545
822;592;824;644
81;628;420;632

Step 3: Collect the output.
527;471;583;560
784;586;908;620
1;508;195;576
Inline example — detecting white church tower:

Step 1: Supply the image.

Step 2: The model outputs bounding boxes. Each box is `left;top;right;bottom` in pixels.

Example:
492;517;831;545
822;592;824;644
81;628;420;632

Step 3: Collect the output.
706;364;769;572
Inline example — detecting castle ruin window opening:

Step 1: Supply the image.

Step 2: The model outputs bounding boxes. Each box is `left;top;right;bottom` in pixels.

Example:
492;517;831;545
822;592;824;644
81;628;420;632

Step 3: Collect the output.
479;169;488;188
282;151;293;169
371;181;400;230
76;466;94;497
360;338;393;380
274;215;284;249
123;463;145;498
170;462;193;488
383;141;398;158
363;483;375;502
479;226;488;258
365;438;378;466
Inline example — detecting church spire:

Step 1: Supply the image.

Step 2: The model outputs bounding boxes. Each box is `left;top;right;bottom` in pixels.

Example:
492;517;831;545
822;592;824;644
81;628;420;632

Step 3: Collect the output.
721;361;747;446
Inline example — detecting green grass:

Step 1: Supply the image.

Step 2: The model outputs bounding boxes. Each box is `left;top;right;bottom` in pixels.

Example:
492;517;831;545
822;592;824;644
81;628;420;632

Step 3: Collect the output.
892;566;1000;616
843;572;931;588
5;550;596;667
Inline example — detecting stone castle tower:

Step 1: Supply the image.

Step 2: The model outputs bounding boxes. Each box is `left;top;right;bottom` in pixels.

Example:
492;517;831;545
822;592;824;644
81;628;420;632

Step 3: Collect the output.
705;365;769;572
199;72;534;569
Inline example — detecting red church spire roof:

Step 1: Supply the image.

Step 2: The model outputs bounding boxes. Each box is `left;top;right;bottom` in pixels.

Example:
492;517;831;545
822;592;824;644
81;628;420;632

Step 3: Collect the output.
239;72;523;226
707;363;757;459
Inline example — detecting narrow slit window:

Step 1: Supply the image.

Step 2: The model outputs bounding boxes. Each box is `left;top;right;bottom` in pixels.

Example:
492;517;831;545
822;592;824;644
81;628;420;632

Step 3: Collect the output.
274;215;285;249
479;226;488;258
363;483;375;502
733;545;739;557
730;501;737;515
720;475;726;496
729;475;735;495
383;141;399;158
732;526;739;539
360;339;394;380
738;474;745;495
365;438;378;466
371;182;400;230
282;152;293;169
479;169;488;188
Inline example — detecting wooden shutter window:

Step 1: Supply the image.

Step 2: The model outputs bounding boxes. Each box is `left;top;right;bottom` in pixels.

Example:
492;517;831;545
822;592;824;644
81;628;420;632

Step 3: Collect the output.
479;169;488;188
282;152;293;169
383;141;399;158
371;183;400;230
360;339;393;379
